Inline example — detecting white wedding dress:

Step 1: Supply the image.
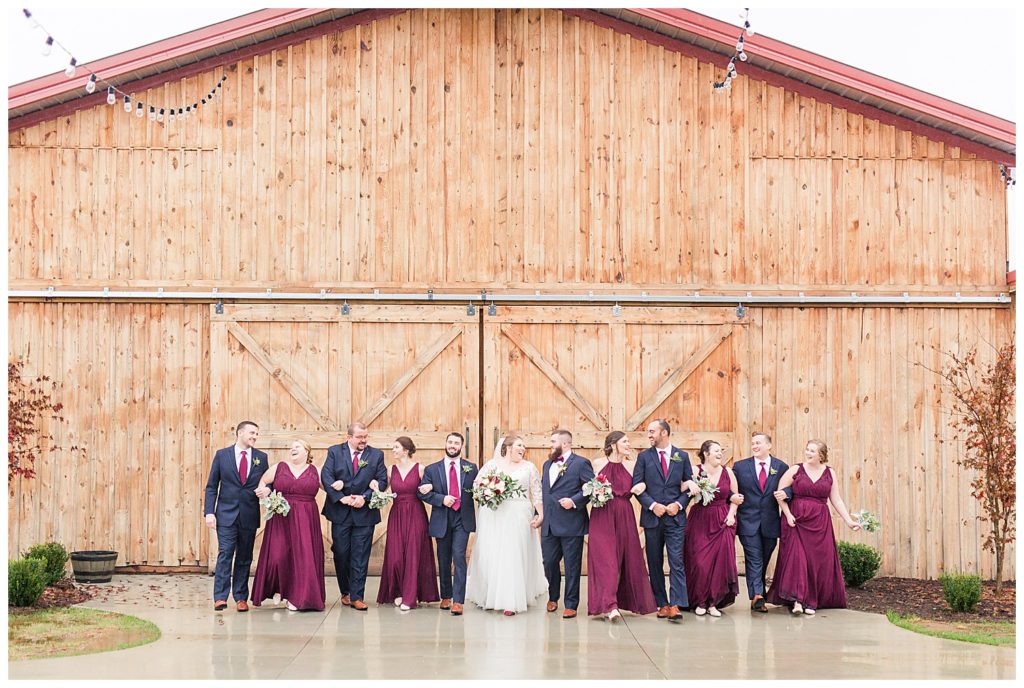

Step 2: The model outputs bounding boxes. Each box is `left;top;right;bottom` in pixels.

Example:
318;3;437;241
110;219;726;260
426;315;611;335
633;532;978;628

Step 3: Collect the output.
465;458;548;612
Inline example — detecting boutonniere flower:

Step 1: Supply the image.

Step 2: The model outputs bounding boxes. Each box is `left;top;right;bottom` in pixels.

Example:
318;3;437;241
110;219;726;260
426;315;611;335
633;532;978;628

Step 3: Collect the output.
253;458;261;466
357;459;368;469
558;461;569;477
769;467;778;476
462;465;472;474
670;452;684;463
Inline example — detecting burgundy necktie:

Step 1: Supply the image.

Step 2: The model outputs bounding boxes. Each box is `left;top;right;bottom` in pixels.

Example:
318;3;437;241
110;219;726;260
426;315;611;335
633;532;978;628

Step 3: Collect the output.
448;461;460;511
239;450;248;484
758;462;768;491
659;451;668;478
352;451;360;473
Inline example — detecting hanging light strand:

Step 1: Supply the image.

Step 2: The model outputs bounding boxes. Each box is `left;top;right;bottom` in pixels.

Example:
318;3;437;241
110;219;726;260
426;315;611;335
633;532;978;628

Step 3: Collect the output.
22;7;228;123
999;165;1016;188
713;8;755;92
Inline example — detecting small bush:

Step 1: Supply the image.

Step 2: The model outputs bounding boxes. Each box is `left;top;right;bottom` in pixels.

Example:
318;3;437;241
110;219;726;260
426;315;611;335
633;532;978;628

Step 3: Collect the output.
9;558;48;607
24;542;70;586
939;572;982;612
837;540;882;588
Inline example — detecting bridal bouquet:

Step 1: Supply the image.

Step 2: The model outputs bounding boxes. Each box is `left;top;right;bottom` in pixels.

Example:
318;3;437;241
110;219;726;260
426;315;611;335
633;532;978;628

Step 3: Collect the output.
582;473;614;508
261;490;291;519
472;470;526;510
852;509;881;533
369;489;397;510
695;474;719;506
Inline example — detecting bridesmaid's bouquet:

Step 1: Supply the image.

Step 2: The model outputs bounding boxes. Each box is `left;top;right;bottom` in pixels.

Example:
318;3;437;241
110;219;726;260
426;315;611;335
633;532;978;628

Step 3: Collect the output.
369;488;396;510
472;470;526;510
582;474;613;508
695;475;719;506
261;490;291;519
852;510;882;533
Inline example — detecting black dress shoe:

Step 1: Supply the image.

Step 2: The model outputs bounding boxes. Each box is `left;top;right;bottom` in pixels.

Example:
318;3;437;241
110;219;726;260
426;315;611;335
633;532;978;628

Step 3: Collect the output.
751;596;767;612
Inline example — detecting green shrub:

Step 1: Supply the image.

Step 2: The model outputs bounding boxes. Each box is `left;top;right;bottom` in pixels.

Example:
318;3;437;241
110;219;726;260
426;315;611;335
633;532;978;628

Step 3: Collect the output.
837;540;882;588
23;542;70;586
939;572;982;612
8;558;48;607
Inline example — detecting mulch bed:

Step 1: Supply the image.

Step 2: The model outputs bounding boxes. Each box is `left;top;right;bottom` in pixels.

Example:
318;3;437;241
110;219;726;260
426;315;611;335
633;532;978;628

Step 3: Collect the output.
28;578;94;610
846;576;1015;622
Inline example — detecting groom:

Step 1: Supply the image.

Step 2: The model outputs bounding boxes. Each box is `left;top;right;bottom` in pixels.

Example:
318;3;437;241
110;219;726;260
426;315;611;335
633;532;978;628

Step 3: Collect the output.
540;429;594;619
419;432;478;616
321;422;387;611
204;420;269;612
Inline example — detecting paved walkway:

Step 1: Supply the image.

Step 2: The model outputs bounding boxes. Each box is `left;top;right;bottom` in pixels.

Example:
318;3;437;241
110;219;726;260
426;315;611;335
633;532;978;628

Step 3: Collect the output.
9;574;1014;680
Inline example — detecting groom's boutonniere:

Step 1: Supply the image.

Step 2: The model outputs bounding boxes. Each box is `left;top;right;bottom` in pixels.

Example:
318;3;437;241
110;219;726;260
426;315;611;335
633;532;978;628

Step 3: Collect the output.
253;458;261;466
558;461;569;477
670;451;684;463
769;467;778;476
462;465;472;474
357;459;368;469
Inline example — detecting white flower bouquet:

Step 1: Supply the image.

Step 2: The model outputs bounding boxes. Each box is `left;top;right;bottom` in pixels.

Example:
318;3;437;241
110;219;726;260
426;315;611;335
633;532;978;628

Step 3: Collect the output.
261;490;291;519
582;473;614;508
472;470;526;510
853;510;881;533
369;489;396;510
695;474;719;506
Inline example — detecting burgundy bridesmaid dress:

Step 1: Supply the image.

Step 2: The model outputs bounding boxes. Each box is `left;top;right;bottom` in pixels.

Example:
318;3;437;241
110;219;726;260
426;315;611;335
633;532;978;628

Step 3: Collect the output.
766;464;848;610
251;463;326;611
683;466;739;609
586;461;657;616
376;464;440;608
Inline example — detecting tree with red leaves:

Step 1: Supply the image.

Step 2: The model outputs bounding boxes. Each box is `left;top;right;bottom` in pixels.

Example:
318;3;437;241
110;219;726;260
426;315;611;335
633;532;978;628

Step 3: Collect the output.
934;343;1015;593
8;358;69;483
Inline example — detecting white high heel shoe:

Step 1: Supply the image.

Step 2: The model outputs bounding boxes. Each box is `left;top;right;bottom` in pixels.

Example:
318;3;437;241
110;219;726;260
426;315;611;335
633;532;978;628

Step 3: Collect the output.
694;606;707;616
607;609;621;622
394;597;403;607
792;602;804;614
708;606;722;617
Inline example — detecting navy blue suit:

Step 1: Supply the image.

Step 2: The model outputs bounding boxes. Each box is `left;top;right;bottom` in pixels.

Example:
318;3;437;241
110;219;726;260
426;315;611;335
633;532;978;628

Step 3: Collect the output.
632;445;694;608
540;453;594;611
419;458;478;604
320;443;387;602
733;455;789;599
204;445;269;602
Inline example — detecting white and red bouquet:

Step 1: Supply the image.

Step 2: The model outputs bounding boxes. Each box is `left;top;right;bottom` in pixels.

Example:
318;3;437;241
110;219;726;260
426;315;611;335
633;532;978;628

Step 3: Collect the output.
582;473;614;508
471;469;526;510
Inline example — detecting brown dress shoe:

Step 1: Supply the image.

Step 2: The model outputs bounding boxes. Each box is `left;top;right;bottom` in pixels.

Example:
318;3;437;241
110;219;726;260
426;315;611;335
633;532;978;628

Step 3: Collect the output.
352;600;369;611
214;600;228;611
450;603;464;616
751;595;767;612
439;598;453;610
656;605;671;618
667;605;683;621
341;594;352;606
546;601;558;613
236;600;249;612
562;609;577;619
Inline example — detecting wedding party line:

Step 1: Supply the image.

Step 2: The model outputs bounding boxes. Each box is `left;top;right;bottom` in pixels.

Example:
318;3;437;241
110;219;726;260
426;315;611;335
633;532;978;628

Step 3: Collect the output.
205;420;876;621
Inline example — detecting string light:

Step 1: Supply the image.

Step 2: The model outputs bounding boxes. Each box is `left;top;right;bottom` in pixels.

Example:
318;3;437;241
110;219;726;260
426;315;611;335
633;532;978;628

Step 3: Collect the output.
22;6;228;125
714;8;753;92
1000;165;1016;188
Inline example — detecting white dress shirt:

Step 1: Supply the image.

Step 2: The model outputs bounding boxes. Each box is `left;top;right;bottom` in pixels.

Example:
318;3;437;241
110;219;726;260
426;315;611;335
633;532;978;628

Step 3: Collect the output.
549;450;572;487
234;444;252;475
445;458;461;495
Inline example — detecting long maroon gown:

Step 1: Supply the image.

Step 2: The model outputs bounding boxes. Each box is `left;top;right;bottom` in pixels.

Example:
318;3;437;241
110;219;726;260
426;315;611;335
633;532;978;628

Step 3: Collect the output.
586;461;657;616
683;466;739;609
251;463;326;611
766;464;847;610
376;464;440;608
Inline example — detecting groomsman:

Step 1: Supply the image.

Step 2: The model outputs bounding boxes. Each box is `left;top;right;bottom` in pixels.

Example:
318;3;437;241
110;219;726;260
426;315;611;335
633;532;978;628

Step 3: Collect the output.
633;419;699;622
419;432;478;616
321;422;387;611
204;420;269;612
733;431;789;612
540;429;594;619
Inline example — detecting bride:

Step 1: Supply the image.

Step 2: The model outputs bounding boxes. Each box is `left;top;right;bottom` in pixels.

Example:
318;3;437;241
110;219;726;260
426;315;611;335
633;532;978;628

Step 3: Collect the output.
465;435;548;615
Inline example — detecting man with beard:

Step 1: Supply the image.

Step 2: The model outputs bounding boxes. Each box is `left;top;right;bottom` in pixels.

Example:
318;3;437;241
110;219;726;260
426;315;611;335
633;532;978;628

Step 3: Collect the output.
418;432;478;615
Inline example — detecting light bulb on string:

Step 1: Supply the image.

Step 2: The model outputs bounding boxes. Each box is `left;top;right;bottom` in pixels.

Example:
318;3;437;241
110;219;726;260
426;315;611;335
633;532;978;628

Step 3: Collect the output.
124;95;132;112
739;51;748;62
149;106;156;121
65;58;77;78
177;108;184;120
157;108;164;122
42;36;54;56
85;74;97;94
168;109;175;123
107;87;116;105
136;102;145;118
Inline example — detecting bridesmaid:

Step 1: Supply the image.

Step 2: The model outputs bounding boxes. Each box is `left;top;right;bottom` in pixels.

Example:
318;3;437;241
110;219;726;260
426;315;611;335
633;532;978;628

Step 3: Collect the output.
767;440;861;614
375;436;440;610
683;440;739;617
251;440;326;611
586;431;657;621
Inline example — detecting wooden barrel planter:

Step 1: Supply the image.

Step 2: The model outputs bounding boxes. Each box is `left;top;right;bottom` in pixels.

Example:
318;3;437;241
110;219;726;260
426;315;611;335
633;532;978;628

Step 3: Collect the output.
70;551;118;583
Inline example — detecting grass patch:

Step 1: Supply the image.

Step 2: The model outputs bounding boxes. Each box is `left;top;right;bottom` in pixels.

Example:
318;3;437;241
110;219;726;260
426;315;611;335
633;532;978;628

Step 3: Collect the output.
8;607;161;661
886;611;1015;648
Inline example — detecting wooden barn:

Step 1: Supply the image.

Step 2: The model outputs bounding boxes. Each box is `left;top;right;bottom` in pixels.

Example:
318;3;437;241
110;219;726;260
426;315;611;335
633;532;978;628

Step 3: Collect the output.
8;8;1015;581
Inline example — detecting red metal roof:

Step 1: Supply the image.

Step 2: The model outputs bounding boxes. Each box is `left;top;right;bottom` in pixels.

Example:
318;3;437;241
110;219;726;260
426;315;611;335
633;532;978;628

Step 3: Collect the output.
7;6;1018;162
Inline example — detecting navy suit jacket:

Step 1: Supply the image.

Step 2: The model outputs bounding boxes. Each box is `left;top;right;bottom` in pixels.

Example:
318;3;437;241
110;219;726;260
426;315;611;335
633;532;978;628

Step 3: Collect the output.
418;458;478;537
204;445;269;529
320;443;387;526
733;455;789;538
633;445;694;529
540;453;595;537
